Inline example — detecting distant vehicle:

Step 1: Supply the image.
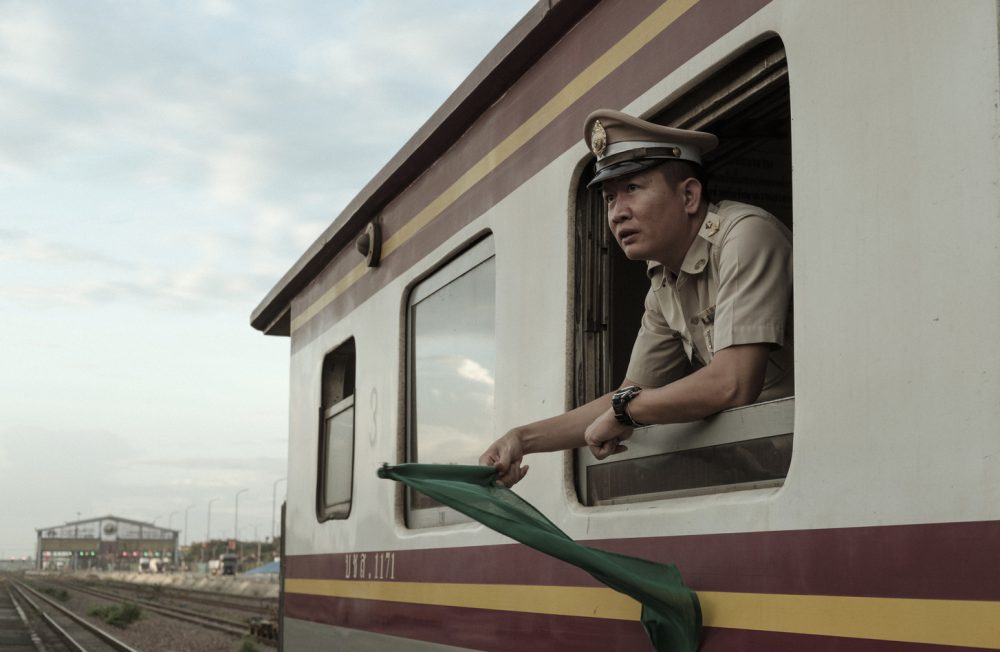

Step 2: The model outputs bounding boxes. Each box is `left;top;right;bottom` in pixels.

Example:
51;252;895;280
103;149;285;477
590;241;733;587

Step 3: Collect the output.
138;558;150;573
208;559;222;576
221;553;238;576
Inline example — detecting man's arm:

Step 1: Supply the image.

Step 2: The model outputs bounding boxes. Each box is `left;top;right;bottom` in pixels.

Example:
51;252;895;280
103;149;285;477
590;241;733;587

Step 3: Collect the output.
479;385;629;487
584;343;769;454
481;344;768;485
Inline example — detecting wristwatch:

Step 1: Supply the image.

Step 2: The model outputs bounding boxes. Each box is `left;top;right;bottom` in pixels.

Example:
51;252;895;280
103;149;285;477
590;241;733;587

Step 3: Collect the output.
611;385;644;427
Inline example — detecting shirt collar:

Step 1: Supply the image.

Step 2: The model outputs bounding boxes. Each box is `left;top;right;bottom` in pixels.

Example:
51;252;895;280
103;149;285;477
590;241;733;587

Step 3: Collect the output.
646;204;722;285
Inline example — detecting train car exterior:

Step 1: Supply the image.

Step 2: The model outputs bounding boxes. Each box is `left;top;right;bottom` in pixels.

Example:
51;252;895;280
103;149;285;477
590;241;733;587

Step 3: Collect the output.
252;1;1000;650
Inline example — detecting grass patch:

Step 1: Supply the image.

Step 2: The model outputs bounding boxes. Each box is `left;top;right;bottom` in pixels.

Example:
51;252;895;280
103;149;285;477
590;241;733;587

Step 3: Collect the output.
40;587;69;602
235;640;261;652
89;602;142;628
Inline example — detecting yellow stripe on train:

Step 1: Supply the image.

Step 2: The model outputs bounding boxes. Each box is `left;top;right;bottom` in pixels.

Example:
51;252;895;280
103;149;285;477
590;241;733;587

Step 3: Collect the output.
286;579;1000;649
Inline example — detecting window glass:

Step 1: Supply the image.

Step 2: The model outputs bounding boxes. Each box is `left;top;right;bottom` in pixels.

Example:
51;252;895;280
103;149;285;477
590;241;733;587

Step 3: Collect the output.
322;401;354;513
407;237;495;524
317;339;355;521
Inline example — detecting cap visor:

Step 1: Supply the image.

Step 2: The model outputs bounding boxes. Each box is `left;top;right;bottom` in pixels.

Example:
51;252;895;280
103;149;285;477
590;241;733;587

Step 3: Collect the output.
586;159;663;188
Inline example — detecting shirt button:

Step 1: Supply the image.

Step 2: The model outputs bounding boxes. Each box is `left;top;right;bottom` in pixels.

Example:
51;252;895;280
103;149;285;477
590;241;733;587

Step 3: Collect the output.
695;258;706;269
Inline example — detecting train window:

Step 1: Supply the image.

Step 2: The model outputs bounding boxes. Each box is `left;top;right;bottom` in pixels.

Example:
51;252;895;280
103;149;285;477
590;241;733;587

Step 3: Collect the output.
405;236;496;528
573;38;795;505
316;338;355;521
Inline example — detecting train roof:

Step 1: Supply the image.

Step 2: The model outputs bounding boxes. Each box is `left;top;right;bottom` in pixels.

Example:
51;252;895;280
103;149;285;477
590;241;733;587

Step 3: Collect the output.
250;0;597;336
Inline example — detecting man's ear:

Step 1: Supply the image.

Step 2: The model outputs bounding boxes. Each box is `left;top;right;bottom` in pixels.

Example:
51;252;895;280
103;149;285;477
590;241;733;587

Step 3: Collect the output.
681;178;703;215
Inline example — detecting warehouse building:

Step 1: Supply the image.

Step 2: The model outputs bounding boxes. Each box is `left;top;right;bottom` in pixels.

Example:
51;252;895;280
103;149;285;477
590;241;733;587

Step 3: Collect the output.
36;516;178;571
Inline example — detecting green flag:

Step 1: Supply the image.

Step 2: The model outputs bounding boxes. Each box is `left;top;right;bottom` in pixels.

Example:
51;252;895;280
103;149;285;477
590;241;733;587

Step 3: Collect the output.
378;463;701;651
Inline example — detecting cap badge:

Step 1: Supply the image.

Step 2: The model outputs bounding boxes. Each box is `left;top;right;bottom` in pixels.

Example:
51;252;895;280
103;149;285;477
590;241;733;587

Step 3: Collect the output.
591;120;607;158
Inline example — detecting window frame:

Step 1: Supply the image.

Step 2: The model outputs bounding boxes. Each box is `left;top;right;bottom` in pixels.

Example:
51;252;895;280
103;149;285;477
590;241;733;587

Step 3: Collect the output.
572;37;794;506
316;338;356;522
404;235;496;529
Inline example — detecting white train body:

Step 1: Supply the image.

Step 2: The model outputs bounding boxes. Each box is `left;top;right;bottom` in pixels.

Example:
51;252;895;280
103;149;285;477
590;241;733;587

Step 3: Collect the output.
253;1;1000;649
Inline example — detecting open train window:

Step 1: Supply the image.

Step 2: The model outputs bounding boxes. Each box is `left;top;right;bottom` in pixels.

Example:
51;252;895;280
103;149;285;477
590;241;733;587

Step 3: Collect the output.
406;236;496;528
573;38;795;505
316;338;355;521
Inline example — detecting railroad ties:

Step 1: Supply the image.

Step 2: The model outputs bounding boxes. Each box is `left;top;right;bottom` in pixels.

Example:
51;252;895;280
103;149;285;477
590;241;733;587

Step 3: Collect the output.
2;574;280;650
0;578;38;652
3;576;140;652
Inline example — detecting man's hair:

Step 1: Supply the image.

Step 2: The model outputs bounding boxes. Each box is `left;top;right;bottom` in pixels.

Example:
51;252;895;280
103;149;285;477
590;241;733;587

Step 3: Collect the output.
656;160;710;203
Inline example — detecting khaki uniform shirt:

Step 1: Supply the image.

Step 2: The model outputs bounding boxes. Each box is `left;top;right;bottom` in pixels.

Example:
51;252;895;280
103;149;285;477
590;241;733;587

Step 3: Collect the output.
626;200;794;401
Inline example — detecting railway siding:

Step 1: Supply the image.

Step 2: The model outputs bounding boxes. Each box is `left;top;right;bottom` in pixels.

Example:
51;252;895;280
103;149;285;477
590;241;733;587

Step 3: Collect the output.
1;579;41;651
16;576;267;652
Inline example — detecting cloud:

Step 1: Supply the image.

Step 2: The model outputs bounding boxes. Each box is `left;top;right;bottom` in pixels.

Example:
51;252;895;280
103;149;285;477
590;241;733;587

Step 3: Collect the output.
458;358;495;386
0;424;284;548
0;228;133;268
0;0;535;558
0;226;276;310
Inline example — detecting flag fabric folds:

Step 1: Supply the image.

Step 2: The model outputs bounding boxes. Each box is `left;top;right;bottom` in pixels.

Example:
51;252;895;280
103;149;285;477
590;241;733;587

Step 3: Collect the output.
377;463;701;651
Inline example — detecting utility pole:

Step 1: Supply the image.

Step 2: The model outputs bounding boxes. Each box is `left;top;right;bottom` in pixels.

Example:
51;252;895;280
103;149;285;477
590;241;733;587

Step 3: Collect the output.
235;489;248;568
184;504;196;546
206;497;220;572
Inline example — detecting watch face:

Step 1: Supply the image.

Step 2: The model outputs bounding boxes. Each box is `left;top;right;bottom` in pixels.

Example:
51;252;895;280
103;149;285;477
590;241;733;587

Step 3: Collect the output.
612;386;642;426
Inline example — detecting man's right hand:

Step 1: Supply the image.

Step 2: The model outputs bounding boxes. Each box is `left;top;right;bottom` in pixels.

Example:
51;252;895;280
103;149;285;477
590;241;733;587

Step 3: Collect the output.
478;430;530;487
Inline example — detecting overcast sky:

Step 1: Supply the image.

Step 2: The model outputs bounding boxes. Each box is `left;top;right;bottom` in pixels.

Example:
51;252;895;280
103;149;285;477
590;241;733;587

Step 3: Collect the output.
0;0;535;558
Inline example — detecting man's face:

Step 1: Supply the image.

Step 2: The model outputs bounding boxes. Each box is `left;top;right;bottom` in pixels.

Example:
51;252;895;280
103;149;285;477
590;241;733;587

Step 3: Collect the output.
602;167;692;266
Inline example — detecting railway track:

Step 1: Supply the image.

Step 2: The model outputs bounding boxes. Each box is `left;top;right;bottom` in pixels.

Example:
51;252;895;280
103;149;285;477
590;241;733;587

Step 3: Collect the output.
86;579;274;618
52;582;248;639
1;577;46;652
33;577;277;647
5;578;140;652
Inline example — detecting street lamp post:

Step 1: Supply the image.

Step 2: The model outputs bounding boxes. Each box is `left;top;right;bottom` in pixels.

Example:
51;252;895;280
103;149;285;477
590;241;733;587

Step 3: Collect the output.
184;504;196;546
234;489;248;563
272;478;286;542
74;512;80;572
183;504;196;570
167;511;178;566
206;497;220;571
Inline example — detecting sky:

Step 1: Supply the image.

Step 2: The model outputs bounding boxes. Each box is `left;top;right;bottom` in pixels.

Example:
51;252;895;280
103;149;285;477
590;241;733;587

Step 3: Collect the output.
0;0;536;559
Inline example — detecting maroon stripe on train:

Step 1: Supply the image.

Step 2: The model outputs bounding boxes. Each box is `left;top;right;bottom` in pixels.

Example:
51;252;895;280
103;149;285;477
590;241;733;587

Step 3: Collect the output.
701;628;997;652
288;0;773;351
284;594;993;652
285;519;1000;601
285;592;650;651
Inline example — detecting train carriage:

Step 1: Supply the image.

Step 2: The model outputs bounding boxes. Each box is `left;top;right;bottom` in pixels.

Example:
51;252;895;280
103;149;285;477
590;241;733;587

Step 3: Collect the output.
251;0;1000;649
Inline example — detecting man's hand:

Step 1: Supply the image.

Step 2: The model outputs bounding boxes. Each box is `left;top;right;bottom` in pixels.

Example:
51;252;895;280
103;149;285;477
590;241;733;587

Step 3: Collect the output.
583;409;633;459
479;430;530;487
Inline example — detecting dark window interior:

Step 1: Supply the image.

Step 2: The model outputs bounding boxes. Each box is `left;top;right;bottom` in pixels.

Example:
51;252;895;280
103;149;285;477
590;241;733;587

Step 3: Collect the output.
317;338;356;521
573;38;793;505
574;37;790;406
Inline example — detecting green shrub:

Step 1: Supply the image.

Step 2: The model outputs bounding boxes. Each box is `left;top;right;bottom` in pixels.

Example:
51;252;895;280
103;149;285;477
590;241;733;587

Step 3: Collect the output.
40;587;69;602
89;602;142;628
235;640;261;652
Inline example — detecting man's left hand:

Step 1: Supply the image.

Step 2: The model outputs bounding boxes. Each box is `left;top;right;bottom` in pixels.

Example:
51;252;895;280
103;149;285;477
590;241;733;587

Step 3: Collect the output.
584;409;633;459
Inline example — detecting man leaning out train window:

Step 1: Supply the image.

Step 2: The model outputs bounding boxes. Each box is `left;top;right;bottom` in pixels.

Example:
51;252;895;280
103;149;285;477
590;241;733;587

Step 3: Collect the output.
479;109;793;487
